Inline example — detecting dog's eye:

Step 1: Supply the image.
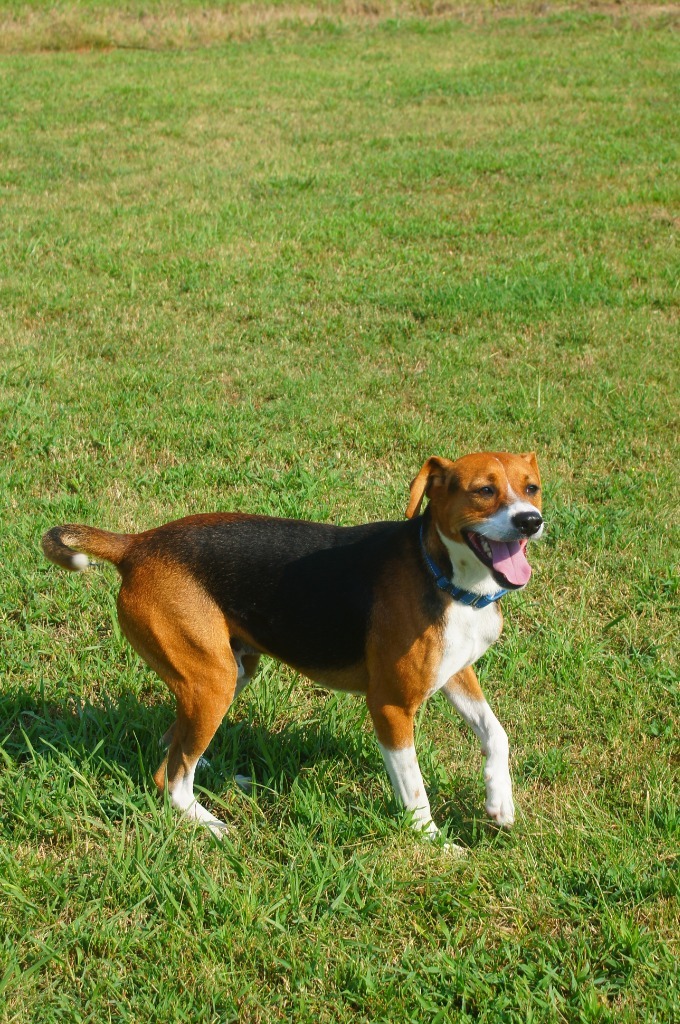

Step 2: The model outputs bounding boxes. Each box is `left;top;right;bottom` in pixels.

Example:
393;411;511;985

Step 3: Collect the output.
526;484;540;496
477;486;496;498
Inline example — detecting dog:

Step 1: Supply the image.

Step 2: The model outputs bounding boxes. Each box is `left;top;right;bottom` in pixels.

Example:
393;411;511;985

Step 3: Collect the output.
42;450;543;844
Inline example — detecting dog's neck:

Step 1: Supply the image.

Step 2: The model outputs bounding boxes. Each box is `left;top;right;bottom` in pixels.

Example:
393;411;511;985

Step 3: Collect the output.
434;527;503;599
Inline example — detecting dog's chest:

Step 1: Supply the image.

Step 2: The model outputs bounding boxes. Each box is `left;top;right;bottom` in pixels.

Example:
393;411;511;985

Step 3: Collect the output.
429;601;502;695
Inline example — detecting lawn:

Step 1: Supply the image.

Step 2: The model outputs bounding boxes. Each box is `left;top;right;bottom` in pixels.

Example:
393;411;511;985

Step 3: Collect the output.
0;1;678;1021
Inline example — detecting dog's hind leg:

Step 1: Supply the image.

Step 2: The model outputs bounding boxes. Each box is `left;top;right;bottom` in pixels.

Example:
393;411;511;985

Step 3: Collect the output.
160;647;260;739
159;646;260;788
160;720;177;749
156;684;237;836
229;646;261;794
117;567;238;838
232;644;261;700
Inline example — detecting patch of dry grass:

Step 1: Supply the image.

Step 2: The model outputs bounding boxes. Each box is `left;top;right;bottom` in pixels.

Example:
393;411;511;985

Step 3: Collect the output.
1;0;677;53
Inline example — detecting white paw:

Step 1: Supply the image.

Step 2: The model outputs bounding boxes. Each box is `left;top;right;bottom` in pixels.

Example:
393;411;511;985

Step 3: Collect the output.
205;817;230;840
421;823;467;856
409;812;440;838
234;774;252;795
441;841;468;857
176;792;229;839
484;764;515;827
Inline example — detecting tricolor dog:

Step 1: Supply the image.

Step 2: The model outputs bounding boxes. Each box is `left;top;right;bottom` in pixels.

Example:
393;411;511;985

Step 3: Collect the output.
42;451;543;843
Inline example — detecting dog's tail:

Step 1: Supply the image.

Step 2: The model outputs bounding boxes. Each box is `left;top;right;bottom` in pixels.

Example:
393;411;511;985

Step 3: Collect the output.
41;524;131;572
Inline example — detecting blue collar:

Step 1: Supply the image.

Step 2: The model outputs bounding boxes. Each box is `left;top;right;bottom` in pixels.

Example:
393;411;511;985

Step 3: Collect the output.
419;520;508;608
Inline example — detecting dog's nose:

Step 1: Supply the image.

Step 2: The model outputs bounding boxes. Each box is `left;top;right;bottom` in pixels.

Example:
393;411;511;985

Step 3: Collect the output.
512;511;543;536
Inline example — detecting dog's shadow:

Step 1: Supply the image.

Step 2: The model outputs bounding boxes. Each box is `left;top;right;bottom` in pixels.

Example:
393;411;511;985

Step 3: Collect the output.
0;685;493;850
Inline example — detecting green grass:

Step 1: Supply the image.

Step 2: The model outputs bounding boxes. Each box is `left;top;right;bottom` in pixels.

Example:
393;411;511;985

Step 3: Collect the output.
1;2;678;1021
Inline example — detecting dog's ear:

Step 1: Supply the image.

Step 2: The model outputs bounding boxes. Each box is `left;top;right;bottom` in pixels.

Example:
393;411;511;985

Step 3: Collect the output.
405;456;453;519
519;451;539;475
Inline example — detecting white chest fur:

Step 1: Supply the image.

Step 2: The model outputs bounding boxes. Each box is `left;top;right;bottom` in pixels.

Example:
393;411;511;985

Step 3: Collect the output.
429;601;502;696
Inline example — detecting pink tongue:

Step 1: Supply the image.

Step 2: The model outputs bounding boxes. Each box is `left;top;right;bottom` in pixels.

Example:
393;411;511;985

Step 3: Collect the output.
489;540;532;586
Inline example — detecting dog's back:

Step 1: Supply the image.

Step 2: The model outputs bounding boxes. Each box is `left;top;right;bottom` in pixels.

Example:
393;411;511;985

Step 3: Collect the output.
122;512;418;671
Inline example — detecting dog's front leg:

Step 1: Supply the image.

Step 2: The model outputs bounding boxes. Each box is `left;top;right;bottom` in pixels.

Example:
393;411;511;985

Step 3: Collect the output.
443;666;514;827
367;701;438;837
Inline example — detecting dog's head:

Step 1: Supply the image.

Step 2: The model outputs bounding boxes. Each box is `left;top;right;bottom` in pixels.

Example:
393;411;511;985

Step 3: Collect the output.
406;451;543;590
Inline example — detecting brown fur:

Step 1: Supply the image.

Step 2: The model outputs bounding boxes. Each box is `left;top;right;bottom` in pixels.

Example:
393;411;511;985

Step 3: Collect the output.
42;524;131;569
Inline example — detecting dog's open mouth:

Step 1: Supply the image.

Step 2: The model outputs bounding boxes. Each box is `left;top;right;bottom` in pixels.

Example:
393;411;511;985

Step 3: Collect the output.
463;530;532;589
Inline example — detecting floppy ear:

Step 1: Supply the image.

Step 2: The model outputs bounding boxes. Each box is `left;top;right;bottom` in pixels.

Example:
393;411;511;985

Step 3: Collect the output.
405;456;452;519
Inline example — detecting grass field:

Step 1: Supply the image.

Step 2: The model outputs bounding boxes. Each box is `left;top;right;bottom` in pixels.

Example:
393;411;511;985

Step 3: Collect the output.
1;1;678;1020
